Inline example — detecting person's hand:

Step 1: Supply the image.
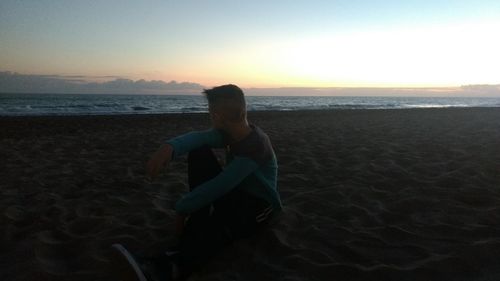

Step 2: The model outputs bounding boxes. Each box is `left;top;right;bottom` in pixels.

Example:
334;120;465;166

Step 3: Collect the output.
175;213;187;236
146;144;173;181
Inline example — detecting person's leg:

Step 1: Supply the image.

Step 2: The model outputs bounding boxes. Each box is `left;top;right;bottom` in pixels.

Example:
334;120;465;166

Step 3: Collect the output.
188;145;222;187
176;194;273;279
174;147;274;279
176;213;232;279
186;145;222;220
177;192;273;278
214;185;274;239
143;146;226;280
173;145;231;279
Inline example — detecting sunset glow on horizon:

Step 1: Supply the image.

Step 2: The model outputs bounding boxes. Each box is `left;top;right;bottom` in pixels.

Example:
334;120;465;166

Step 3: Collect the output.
1;1;500;88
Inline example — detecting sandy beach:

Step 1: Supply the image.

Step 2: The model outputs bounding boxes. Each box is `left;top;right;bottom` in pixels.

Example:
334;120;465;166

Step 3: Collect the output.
1;108;499;281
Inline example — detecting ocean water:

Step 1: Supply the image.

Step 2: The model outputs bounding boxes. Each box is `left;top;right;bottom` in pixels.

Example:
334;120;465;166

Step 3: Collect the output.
1;93;499;116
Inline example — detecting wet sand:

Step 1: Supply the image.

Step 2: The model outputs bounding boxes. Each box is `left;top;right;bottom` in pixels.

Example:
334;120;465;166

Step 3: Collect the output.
1;108;500;281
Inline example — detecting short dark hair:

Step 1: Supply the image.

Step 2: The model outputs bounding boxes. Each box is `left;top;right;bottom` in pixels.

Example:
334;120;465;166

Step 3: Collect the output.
203;84;246;122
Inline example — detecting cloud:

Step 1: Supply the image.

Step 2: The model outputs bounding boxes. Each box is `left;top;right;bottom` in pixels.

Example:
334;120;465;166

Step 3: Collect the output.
0;71;204;95
2;71;499;97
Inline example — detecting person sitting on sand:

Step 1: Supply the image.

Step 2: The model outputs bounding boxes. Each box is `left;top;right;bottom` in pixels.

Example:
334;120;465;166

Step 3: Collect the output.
146;84;283;280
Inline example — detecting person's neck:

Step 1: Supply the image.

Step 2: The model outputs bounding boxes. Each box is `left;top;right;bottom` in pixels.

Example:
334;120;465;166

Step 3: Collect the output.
226;120;252;143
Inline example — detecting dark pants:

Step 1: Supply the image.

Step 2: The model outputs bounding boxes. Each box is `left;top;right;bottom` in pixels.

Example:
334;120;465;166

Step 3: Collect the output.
175;145;272;278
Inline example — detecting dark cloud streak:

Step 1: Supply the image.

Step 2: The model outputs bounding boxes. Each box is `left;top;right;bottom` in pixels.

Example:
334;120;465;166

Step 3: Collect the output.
1;71;499;96
0;71;204;95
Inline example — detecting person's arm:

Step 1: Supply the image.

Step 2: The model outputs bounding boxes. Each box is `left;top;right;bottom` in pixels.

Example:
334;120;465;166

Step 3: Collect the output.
175;156;259;214
166;128;225;160
146;128;225;180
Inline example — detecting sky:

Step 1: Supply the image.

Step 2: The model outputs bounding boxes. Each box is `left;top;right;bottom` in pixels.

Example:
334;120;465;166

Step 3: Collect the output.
1;0;500;89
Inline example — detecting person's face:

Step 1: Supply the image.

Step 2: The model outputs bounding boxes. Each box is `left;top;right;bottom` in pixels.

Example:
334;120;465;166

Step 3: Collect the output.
209;104;225;129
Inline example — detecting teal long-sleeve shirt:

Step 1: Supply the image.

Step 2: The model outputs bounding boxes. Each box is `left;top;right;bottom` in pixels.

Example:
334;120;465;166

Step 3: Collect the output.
165;126;282;215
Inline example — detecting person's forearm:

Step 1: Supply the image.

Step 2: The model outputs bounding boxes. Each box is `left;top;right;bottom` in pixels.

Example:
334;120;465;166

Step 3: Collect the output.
146;143;174;180
158;143;173;159
175;156;259;214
